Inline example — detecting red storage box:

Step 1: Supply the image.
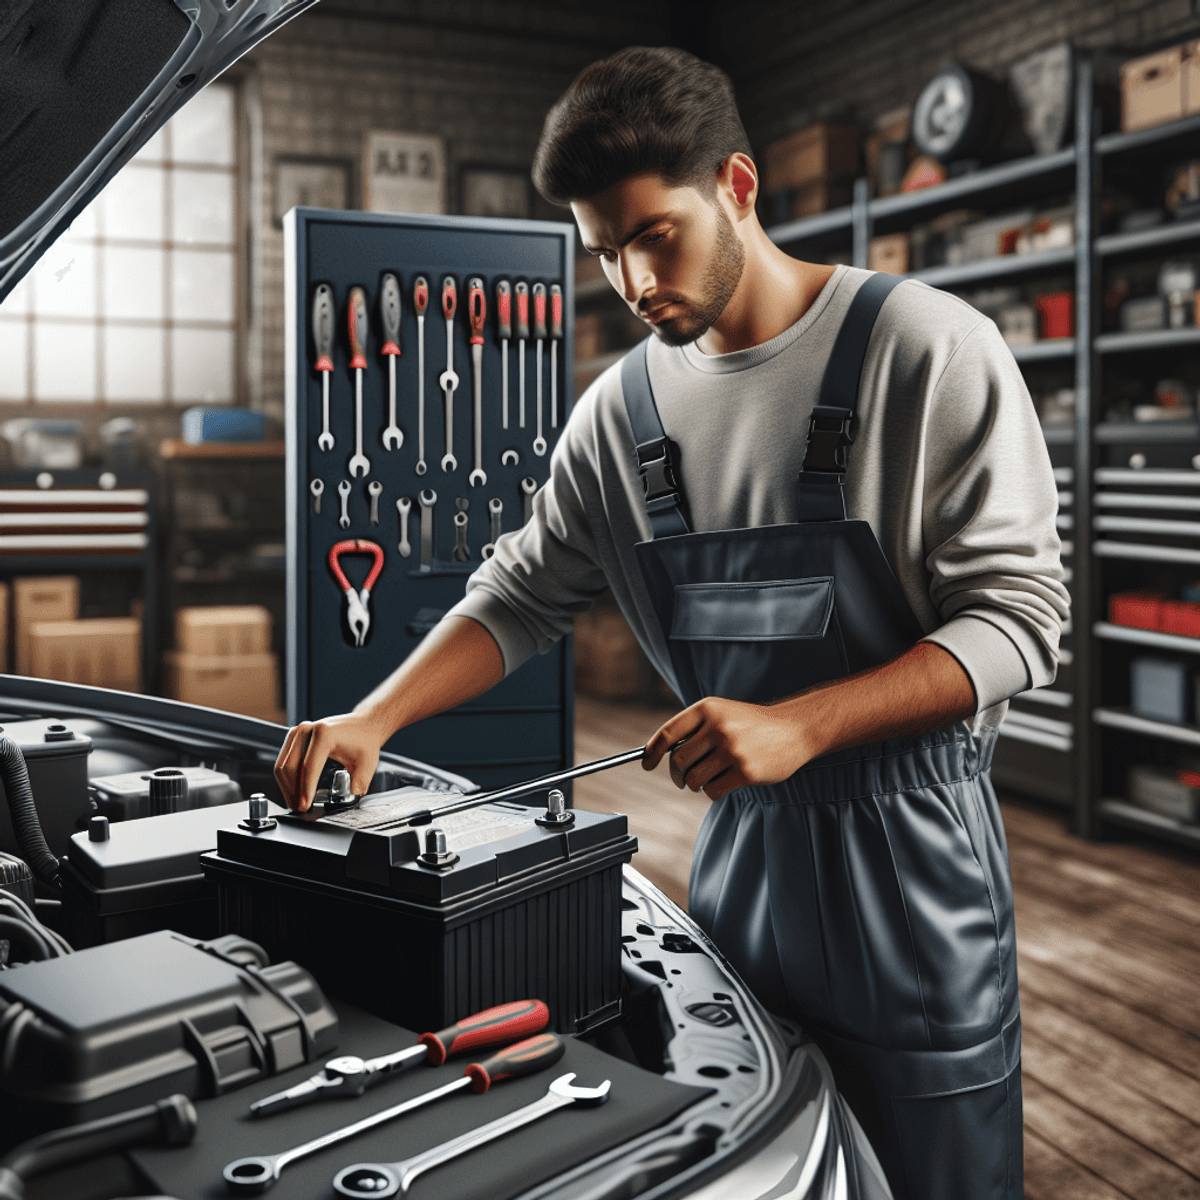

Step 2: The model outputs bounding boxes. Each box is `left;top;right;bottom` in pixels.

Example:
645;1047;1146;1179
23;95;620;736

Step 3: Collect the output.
1034;291;1075;339
1110;591;1165;630
1160;600;1200;637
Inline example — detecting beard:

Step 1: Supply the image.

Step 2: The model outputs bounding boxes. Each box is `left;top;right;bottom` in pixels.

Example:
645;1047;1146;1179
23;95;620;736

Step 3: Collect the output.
642;203;746;348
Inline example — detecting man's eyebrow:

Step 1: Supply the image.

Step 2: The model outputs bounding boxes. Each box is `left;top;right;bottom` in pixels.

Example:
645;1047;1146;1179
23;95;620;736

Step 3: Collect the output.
584;213;672;255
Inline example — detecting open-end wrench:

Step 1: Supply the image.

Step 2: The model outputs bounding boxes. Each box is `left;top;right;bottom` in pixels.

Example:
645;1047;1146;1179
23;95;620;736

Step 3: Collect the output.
495;280;511;429
515;281;529;427
332;1071;610;1199
501;448;519;467
438;277;459;473
248;1001;550;1117
312;284;336;451
550;283;563;428
396;496;412;558
380;272;404;450
368;480;383;526
521;476;537;525
346;286;371;478
338;479;352;529
414;276;429;476
532;282;547;456
418;488;436;571
225;1035;566;1196
453;510;470;562
481;498;502;559
310;479;323;515
467;277;487;487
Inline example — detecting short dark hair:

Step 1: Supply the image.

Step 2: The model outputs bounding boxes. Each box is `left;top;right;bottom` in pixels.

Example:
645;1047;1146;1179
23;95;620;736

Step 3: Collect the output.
532;46;752;205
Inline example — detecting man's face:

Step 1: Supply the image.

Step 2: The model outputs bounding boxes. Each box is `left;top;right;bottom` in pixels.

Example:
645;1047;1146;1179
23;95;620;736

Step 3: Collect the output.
571;172;745;348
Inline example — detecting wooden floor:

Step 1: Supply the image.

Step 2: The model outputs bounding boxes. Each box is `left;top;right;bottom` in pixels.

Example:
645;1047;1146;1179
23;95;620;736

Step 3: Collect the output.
572;694;1200;1200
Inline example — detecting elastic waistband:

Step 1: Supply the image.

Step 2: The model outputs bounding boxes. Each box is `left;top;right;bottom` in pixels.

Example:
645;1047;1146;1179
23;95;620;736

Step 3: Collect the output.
751;724;997;806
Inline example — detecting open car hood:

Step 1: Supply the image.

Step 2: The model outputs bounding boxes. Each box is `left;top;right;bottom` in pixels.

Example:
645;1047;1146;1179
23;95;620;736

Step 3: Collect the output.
0;0;318;303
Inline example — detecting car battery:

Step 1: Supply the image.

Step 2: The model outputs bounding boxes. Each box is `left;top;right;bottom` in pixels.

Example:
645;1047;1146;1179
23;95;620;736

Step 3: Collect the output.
60;802;245;947
202;787;637;1035
0;717;92;860
88;765;242;822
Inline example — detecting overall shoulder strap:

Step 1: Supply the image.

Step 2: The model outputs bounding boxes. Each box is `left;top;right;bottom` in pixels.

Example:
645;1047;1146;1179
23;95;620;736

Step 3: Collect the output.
620;338;691;539
796;271;903;521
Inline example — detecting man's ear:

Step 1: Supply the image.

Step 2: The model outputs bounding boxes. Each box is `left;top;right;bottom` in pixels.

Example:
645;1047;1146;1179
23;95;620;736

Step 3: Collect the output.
721;153;758;213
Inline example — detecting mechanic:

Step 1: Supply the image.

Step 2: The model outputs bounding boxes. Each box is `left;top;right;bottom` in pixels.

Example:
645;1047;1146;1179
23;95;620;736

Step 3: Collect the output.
276;46;1068;1200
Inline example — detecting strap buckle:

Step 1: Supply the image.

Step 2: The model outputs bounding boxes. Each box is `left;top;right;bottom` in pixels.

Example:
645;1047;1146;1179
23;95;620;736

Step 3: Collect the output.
801;406;855;476
636;436;684;507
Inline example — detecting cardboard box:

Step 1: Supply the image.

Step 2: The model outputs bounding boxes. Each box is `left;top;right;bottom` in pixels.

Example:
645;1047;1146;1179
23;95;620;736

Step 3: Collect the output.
867;233;910;275
13;576;80;674
1121;46;1185;132
762;123;857;193
28;618;141;692
1187;41;1200;116
175;606;272;657
164;650;280;719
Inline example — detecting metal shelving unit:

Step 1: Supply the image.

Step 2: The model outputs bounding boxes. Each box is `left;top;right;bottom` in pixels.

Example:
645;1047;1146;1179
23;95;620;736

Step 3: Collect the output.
765;62;1200;853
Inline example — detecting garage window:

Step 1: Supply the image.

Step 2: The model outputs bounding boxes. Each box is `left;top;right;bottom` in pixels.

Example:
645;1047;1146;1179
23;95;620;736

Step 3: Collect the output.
0;84;238;405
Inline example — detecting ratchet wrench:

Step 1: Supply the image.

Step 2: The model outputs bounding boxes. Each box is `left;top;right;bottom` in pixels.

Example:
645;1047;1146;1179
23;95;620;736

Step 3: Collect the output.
414;276;429;475
224;1034;565;1196
328;539;384;647
396;496;412;558
438;276;459;472
532;282;547;456
495;280;511;429
249;1000;550;1116
515;281;529;427
346;286;371;478
550;282;563;427
481;498;502;559
380;272;404;450
332;1071;610;1199
312;283;336;451
467;277;487;487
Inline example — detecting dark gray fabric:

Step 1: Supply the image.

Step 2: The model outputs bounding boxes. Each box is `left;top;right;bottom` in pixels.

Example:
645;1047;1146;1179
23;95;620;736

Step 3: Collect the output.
670;577;834;643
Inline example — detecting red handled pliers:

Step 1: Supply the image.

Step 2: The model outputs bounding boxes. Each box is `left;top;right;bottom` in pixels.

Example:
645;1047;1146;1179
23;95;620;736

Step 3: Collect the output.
328;539;384;646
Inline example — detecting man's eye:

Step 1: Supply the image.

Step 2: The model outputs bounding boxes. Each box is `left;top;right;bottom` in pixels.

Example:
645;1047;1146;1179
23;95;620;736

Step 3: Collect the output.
641;233;665;245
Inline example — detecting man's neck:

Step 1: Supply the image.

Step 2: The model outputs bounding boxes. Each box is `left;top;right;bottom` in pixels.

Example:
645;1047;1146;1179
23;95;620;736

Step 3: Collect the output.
695;226;837;356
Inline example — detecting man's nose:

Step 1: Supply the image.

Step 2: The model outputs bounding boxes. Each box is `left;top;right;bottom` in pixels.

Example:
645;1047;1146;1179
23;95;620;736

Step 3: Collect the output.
616;251;652;306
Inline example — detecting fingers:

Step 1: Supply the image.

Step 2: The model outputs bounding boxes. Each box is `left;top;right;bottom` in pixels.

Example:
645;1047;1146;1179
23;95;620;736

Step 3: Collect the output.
298;725;332;812
702;766;744;803
643;706;705;771
274;722;314;809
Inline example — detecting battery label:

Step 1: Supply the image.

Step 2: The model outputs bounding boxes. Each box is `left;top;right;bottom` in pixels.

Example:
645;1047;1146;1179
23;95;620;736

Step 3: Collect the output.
323;792;531;850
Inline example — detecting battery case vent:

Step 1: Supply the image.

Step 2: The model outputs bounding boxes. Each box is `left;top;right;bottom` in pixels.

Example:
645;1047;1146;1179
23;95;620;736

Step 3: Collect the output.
0;930;338;1137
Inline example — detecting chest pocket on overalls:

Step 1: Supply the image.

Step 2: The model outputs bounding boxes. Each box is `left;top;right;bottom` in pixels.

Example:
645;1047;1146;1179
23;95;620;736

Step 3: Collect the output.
669;576;848;704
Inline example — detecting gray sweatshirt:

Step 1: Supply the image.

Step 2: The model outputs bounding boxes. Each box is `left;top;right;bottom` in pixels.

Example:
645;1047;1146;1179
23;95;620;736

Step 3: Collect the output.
450;265;1070;725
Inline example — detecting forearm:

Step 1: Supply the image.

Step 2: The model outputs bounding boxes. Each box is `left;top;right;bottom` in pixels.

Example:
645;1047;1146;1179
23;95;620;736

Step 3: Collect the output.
353;615;505;739
782;641;977;762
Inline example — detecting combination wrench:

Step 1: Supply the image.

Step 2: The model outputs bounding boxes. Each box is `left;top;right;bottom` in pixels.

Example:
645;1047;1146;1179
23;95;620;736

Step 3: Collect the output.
453;509;470;562
418;488;436;570
338;479;352;529
521;476;538;525
396;496;412;558
413;276;429;475
467;277;487;487
481;498;502;559
368;480;383;526
379;272;404;450
309;479;323;515
312;283;336;451
495;279;511;429
515;281;529;427
438;277;459;473
332;1071;611;1199
532;282;547;456
224;1035;565;1196
346;286;371;478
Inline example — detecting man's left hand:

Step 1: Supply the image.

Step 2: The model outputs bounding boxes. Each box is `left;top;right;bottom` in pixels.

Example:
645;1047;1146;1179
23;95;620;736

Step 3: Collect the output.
642;696;815;802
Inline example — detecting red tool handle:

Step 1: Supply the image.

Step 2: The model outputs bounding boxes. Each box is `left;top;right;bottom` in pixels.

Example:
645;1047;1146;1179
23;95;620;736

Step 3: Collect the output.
380;272;402;357
468;277;486;345
312;283;335;373
347;287;369;371
464;1033;564;1094
417;998;550;1066
550;284;563;339
532;282;547;340
442;276;457;322
495;280;511;340
414;276;429;317
327;539;385;594
515;281;529;340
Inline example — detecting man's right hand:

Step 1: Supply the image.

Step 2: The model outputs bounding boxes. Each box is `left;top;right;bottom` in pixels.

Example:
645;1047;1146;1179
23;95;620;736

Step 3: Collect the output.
274;712;388;812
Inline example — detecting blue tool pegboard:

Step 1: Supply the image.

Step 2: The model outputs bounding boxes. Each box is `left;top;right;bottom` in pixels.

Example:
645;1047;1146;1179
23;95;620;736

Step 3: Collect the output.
284;209;575;789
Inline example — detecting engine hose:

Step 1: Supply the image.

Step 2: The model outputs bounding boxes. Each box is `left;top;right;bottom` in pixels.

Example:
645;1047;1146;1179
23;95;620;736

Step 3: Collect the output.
0;739;58;889
0;917;52;965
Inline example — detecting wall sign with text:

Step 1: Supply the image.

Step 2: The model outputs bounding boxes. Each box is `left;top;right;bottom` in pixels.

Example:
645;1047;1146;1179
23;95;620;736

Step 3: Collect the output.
362;131;445;215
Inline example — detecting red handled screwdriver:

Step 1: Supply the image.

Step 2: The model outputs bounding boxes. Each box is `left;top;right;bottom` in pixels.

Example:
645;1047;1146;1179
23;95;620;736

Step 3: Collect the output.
313;284;336;452
413;275;429;476
496;280;512;430
380;272;403;451
346;286;371;478
550;282;563;429
532;282;547;456
248;999;551;1116
515;281;529;428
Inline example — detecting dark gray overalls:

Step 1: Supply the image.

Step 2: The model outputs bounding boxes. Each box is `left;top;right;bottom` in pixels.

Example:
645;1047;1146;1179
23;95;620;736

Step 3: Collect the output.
621;273;1023;1200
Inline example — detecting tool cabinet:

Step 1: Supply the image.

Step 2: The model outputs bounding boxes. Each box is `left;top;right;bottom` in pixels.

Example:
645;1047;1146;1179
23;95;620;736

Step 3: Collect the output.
285;209;575;789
